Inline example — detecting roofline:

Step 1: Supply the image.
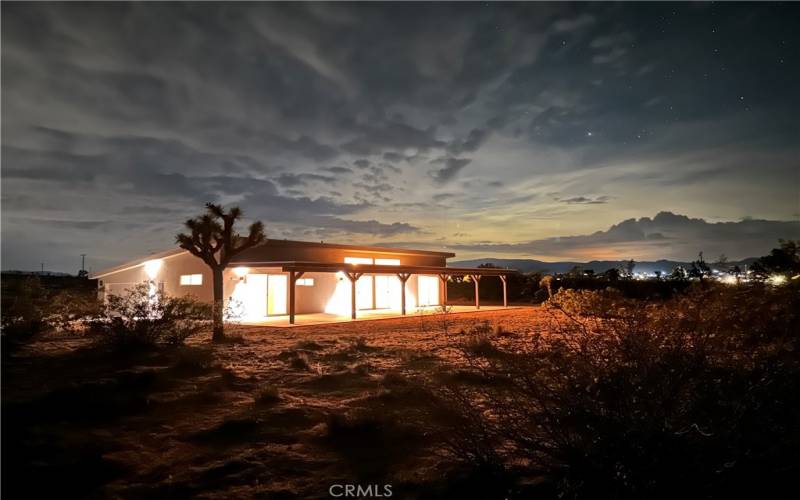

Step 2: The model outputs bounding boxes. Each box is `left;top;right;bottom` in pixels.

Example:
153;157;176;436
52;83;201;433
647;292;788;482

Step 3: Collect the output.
234;261;516;275
90;248;188;279
244;239;455;258
91;239;456;279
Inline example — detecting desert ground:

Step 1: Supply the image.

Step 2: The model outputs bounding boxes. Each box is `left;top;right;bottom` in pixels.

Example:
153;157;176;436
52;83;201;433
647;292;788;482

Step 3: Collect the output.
3;306;549;499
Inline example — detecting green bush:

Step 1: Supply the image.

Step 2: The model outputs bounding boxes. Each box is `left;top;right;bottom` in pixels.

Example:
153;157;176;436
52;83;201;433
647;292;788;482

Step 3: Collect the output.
429;284;800;499
89;283;211;349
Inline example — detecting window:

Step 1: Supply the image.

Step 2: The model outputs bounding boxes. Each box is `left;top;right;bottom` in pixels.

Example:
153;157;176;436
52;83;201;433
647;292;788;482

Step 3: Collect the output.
344;257;373;265
375;258;400;266
296;278;315;286
180;274;203;285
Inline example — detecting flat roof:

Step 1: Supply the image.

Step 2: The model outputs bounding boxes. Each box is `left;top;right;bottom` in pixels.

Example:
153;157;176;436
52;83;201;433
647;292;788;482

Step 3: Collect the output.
268;261;515;276
92;239;457;279
232;239;455;260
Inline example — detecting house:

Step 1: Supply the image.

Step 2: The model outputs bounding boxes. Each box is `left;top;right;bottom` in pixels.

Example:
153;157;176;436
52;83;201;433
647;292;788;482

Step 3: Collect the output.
91;239;512;324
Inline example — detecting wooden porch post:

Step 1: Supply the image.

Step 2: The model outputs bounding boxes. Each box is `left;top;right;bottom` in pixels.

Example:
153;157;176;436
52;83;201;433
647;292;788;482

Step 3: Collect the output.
397;273;411;315
472;274;482;309
438;273;449;306
345;272;363;320
500;275;508;308
288;271;304;325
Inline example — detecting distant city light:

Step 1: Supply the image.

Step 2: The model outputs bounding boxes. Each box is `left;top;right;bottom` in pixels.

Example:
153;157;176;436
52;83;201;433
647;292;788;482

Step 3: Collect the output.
767;274;787;286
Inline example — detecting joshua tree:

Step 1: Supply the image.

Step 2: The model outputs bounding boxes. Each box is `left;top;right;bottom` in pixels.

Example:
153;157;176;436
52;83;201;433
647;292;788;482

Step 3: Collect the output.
176;203;265;342
624;259;636;278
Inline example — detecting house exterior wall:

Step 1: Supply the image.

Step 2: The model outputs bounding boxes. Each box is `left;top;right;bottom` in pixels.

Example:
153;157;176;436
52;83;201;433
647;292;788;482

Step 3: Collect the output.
98;251;213;302
96;241;449;317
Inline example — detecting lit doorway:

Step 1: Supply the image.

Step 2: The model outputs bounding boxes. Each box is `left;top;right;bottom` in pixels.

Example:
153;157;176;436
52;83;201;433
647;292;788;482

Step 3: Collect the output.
375;275;401;309
356;275;373;310
418;275;439;306
267;274;287;315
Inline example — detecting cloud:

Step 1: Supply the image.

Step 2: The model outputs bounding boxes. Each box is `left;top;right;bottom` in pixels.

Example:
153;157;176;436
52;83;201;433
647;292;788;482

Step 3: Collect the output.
559;195;610;204
275;172;336;187
447;128;490;155
552;13;596;33
1;2;797;271
430;157;472;183
450;212;800;261
321;166;353;175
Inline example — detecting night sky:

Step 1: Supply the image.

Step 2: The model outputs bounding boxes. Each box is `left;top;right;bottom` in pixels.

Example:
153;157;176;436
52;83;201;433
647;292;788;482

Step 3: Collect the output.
2;2;798;273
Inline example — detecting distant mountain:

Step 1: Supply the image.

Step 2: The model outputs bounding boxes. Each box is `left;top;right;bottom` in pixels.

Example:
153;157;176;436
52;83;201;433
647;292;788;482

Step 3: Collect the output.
450;257;759;274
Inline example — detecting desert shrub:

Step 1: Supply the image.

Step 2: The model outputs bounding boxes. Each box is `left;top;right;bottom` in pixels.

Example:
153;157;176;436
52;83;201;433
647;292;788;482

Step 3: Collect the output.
428;284;800;499
255;385;280;405
287;351;311;371
346;336;372;351
48;289;103;332
1;276;50;344
88;284;211;350
461;321;498;357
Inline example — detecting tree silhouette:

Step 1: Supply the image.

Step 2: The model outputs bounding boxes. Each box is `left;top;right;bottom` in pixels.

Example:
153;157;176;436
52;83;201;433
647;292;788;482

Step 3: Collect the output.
176;203;265;342
688;251;711;283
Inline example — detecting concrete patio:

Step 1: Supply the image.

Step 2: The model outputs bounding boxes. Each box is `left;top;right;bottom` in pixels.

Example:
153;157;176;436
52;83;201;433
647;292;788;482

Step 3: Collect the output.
236;304;517;327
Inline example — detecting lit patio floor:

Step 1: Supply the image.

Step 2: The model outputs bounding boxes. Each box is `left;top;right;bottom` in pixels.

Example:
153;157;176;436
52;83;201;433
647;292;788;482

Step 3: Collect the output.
235;305;517;327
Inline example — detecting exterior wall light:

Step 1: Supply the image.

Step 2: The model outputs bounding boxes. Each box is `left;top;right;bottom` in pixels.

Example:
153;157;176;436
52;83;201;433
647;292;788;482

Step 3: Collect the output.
233;267;250;281
143;259;162;280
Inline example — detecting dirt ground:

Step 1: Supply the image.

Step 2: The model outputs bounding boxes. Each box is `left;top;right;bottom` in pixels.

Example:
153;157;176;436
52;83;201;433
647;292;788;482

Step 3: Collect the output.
2;306;553;499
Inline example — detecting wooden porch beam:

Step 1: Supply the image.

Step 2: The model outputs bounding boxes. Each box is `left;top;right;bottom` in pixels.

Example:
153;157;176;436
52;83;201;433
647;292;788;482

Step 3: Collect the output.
438;273;449;306
397;272;411;315
471;274;482;309
345;272;363;320
288;271;304;325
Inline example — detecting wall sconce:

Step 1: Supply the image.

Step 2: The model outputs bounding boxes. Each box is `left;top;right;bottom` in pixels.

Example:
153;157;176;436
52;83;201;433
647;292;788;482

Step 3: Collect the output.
233;267;250;282
143;259;162;280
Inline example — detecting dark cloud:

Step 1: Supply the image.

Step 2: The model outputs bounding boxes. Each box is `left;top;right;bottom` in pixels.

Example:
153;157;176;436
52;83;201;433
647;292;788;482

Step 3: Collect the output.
559;195;610;205
321;166;353;175
275;172;336;187
430;157;472;184
446;128;490;155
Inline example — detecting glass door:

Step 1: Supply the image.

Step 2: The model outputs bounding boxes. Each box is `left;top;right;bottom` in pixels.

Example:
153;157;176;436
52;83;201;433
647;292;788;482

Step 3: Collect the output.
375;275;400;309
267;274;287;315
418;275;439;306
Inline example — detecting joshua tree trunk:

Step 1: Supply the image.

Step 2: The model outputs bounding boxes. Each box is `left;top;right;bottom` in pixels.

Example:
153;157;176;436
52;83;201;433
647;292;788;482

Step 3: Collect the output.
177;203;265;343
212;266;224;342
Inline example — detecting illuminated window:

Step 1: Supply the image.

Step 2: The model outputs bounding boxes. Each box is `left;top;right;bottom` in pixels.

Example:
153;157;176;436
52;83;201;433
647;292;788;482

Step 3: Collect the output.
375;258;400;266
180;274;203;285
296;278;315;286
344;257;373;265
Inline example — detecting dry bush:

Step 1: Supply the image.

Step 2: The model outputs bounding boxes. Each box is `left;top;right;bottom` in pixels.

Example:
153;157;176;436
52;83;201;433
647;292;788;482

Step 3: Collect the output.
427;284;800;499
1;277;100;349
88;284;211;350
255;385;281;405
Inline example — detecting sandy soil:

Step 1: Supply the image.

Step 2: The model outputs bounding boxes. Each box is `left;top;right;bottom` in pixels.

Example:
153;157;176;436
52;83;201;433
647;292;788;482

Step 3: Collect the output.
3;306;552;499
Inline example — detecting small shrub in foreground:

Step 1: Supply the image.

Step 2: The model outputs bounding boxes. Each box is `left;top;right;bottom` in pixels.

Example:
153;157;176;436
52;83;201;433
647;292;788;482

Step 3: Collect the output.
255;385;280;405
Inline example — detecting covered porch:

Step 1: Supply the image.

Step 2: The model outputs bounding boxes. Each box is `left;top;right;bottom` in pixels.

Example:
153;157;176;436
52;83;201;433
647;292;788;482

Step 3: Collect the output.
278;262;515;324
237;304;517;327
